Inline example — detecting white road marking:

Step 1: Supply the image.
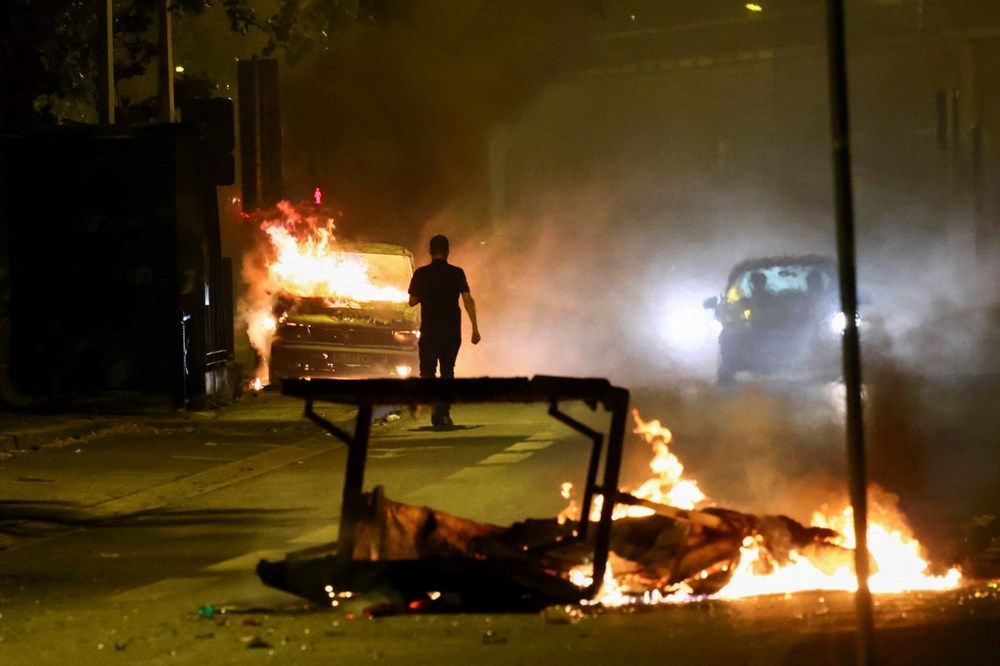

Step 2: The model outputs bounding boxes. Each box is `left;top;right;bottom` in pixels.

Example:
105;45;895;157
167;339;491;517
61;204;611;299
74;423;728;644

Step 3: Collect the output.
170;455;236;462
444;467;497;481
369;450;403;459
505;440;553;451
203;550;288;571
369;445;453;459
477;452;534;465
290;524;341;544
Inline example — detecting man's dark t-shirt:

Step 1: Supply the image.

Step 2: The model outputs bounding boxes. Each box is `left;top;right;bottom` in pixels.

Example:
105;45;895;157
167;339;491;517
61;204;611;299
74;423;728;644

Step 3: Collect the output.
408;258;469;341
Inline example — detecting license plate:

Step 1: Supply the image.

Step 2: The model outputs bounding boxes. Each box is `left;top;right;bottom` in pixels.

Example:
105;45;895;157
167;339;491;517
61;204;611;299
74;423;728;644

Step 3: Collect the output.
334;352;372;365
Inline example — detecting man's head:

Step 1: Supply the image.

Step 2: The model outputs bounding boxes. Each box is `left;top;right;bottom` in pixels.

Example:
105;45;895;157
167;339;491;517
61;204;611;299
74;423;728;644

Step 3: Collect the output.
429;234;449;258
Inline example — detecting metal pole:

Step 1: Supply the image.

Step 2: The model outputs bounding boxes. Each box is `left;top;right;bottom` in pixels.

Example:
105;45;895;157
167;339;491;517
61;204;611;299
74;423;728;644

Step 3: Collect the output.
588;388;628;599
338;403;372;562
157;1;175;123
825;2;874;664
95;0;114;124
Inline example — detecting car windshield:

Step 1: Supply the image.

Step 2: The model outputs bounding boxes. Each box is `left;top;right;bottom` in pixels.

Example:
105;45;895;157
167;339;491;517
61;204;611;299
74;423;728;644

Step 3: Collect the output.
727;263;835;302
275;250;414;309
346;252;413;294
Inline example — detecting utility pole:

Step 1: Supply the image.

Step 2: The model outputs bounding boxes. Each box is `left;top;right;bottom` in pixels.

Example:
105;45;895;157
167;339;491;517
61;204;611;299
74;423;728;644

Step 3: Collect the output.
825;1;874;665
157;1;175;123
96;0;114;124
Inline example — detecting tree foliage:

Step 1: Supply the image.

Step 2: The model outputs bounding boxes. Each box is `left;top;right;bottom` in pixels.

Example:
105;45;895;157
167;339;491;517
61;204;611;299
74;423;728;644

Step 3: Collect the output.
0;0;394;126
259;0;397;63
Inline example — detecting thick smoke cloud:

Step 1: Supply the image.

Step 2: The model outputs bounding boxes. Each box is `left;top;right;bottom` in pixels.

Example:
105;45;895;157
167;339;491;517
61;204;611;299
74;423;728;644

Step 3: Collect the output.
434;184;837;386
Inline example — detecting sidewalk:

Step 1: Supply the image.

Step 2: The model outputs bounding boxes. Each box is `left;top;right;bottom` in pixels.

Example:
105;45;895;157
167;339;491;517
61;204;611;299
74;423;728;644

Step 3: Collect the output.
0;388;361;454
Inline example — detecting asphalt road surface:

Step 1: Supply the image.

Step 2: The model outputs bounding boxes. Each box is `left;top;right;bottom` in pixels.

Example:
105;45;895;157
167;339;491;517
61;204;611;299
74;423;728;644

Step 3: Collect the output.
1;386;998;665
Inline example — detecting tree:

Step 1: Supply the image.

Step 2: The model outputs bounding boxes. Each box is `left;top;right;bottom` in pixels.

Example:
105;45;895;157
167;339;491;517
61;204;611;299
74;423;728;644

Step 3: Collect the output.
0;0;380;127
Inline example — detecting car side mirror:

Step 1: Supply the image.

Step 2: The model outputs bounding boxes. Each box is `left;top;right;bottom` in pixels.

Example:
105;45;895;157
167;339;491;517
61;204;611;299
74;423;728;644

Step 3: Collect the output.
703;296;719;310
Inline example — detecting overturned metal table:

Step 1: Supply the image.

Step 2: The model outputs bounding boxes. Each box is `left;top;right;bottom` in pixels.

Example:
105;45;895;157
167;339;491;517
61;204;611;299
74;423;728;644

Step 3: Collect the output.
275;375;631;605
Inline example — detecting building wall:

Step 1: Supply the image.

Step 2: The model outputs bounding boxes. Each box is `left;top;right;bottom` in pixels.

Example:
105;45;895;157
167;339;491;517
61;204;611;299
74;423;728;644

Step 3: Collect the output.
0;125;237;406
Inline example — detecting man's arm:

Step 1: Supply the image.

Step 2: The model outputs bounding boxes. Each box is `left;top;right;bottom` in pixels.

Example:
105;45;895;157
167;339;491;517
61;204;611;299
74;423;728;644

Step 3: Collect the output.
461;291;481;344
408;272;420;307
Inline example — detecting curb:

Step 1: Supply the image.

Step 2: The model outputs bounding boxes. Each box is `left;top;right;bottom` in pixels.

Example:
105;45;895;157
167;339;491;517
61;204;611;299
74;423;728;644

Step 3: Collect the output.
0;402;399;454
0;418;118;453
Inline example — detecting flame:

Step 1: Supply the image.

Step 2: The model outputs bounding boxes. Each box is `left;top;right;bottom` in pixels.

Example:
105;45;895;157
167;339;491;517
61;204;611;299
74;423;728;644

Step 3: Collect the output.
262;207;407;303
631;410;706;510
568;409;707;523
238;201;410;384
564;410;962;606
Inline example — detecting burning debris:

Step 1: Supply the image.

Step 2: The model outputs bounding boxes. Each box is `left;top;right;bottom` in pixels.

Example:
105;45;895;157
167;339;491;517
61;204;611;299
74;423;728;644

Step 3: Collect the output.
257;486;857;612
239;201;418;386
258;376;961;614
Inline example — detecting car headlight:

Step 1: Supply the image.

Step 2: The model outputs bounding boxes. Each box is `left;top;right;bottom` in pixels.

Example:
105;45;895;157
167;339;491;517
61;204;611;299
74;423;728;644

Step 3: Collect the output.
393;330;419;344
826;311;864;335
659;305;722;350
277;322;310;341
827;311;847;334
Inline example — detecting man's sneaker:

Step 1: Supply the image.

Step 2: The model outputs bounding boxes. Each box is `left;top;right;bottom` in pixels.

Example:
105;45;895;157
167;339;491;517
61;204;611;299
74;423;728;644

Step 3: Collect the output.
440;414;454;427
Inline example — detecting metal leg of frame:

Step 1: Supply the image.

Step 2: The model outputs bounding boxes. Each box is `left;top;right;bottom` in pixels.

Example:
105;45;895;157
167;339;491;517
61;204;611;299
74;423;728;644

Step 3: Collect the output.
337;403;373;562
587;389;629;598
548;399;604;541
302;398;374;563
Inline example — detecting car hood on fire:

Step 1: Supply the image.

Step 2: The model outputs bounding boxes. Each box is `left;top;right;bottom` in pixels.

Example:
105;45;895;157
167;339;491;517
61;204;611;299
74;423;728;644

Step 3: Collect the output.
281;300;418;329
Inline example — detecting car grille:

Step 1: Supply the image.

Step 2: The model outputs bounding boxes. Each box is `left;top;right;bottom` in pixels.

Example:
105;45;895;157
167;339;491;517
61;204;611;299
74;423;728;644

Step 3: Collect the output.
277;324;406;348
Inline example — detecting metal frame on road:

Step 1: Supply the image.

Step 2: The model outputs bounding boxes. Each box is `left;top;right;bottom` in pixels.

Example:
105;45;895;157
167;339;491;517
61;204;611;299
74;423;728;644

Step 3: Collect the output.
280;375;630;603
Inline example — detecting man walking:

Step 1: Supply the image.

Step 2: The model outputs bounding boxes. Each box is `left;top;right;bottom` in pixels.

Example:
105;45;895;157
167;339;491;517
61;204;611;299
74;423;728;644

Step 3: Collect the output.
408;234;481;426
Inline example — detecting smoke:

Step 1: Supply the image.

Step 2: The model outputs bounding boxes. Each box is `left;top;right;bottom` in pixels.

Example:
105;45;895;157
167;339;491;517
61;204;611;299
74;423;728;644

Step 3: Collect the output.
417;180;836;387
236;212;279;380
265;2;998;391
857;211;999;377
278;0;601;247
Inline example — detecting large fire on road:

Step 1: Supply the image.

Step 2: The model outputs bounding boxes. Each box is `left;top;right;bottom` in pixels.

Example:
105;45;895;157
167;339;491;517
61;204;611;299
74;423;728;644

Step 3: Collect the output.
239;201;411;385
564;410;962;606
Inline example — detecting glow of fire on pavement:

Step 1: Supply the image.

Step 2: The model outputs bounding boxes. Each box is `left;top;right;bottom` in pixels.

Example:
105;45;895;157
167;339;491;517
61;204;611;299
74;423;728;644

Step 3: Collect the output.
563;409;962;606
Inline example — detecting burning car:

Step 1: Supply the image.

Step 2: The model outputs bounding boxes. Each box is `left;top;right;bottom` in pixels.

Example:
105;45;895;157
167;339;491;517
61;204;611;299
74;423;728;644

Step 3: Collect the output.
703;255;844;384
267;242;419;385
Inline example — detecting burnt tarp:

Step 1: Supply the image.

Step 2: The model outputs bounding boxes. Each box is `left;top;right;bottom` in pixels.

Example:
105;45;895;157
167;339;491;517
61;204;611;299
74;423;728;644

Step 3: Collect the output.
257;376;854;611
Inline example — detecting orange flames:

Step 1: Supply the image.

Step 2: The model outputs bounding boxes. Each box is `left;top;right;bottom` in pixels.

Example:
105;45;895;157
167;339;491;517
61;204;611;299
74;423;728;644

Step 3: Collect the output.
239;201;410;385
565;409;962;605
559;410;706;524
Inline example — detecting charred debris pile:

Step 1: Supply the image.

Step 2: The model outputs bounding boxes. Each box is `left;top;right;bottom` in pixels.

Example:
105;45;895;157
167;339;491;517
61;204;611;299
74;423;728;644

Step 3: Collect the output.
257;376;856;613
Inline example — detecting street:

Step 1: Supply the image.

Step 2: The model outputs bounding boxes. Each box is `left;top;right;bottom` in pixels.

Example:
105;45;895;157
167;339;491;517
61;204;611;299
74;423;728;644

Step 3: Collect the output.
5;2;1000;664
1;382;998;664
